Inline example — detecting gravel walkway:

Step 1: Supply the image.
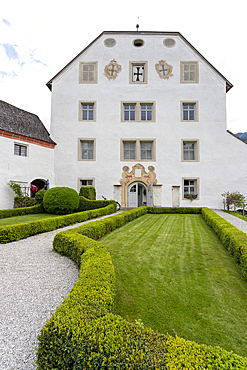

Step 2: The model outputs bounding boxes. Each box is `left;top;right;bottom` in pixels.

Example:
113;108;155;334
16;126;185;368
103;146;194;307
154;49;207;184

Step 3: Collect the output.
1;210;247;369
212;209;247;234
0;213;120;370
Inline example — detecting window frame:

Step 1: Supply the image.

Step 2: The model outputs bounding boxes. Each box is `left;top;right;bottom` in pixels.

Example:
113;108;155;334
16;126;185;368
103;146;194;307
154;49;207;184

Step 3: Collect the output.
181;140;200;162
181;101;199;122
79;62;98;84
120;139;156;161
78;139;96;161
182;177;199;200
78;178;95;190
79;101;96;122
121;102;155;122
129;61;148;84
180;61;199;84
14;143;28;157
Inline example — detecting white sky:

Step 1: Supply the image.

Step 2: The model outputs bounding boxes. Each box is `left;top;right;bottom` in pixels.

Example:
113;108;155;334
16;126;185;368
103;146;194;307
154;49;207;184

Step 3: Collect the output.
0;0;246;134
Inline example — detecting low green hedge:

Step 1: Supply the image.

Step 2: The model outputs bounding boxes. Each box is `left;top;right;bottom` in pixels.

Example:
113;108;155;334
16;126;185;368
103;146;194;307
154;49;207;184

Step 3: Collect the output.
147;206;202;214
202;207;247;280
37;207;247;369
0;204;44;220
77;196;115;212
0;203;116;244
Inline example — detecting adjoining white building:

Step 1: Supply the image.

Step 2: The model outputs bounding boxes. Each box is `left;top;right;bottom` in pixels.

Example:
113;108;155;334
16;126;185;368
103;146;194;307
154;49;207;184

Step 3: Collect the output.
46;31;247;209
0;100;56;209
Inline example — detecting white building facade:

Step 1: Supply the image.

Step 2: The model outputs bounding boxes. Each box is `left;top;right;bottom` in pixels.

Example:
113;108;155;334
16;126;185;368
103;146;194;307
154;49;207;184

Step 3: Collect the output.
47;31;247;209
0;101;55;210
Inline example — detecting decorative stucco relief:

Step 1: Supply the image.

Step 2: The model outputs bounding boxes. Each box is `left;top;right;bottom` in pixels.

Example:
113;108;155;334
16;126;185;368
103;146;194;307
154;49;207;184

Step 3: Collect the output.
104;59;122;80
119;163;158;208
155;60;173;80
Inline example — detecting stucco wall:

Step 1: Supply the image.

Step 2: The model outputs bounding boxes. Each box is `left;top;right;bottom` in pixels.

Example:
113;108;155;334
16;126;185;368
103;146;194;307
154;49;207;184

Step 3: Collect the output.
0;136;55;209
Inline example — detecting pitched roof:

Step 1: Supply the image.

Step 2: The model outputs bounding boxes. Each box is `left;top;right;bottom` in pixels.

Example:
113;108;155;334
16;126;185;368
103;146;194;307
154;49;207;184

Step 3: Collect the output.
46;31;233;92
0;100;55;145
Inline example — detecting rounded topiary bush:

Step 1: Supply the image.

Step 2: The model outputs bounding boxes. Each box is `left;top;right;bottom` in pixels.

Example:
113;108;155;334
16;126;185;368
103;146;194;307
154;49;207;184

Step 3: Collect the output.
79;186;96;200
43;187;79;215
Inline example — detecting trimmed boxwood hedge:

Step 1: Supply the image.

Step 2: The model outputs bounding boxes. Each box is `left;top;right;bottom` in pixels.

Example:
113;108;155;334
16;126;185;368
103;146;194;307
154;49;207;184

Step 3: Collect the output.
37;207;247;369
77;196;116;212
0;203;116;244
0;203;44;220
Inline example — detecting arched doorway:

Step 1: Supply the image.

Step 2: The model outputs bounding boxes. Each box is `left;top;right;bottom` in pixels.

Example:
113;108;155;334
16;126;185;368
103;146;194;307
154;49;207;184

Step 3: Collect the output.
30;179;46;198
127;182;153;208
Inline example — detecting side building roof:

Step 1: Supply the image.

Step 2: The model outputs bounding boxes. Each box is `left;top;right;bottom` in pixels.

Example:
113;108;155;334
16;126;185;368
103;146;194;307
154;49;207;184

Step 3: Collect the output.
0;100;56;146
46;31;233;92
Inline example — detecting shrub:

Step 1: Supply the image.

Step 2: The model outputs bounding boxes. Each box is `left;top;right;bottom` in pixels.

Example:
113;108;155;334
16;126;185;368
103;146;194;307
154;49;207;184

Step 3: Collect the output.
221;191;245;211
14;196;37;208
79;186;96;200
0;204;44;220
35;188;47;204
43;187;79;215
77;196;115;212
7;180;22;197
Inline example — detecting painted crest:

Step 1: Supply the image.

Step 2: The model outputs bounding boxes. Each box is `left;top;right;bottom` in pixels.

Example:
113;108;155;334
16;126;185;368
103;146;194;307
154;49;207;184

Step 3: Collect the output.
155;60;173;80
104;59;122;80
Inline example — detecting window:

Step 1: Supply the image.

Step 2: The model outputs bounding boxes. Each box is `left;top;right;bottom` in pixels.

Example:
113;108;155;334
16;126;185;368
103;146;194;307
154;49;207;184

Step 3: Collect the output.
14;143;27;157
123;141;136;160
78;139;96;161
121;102;155;122
183;142;195;160
79;62;98;84
183;178;199;200
133;39;144;47
124;105;136;121
80;179;94;186
180;62;199;83
129;62;148;84
78;178;95;191
140;142;152;160
121;139;156;161
181;140;199;162
181;101;198;122
79;102;95;121
141;104;152;121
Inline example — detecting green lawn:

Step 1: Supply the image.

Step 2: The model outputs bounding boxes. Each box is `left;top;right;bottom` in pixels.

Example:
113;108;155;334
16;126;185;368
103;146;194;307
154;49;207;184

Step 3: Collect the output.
224;210;247;222
101;214;247;357
0;213;61;227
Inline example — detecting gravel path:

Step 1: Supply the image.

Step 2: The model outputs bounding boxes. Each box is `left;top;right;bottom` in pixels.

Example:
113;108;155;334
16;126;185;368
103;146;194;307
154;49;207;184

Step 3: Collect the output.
1;210;247;369
0;213;119;370
212;209;247;234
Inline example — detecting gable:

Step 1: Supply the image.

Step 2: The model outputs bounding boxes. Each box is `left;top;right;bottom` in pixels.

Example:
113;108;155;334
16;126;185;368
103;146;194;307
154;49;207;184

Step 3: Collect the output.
46;31;233;93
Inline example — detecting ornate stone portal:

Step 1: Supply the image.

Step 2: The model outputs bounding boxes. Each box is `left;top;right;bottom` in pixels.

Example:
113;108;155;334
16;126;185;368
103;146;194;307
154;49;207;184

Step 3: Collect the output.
119;163;158;208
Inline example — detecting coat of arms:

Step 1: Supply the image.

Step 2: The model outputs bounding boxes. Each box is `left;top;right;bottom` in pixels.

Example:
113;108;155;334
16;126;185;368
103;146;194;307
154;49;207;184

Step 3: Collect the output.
104;59;122;80
155;60;173;80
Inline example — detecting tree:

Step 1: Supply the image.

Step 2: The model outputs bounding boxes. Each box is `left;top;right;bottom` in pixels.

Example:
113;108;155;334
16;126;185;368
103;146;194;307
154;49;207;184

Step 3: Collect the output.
221;191;245;211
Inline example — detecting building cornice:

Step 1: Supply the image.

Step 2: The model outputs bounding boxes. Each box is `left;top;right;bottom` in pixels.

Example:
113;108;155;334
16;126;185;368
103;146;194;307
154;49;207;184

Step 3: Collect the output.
0;129;56;148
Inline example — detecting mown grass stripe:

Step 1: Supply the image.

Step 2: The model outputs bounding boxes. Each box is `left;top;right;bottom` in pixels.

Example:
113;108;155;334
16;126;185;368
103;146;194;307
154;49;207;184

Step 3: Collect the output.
101;213;247;357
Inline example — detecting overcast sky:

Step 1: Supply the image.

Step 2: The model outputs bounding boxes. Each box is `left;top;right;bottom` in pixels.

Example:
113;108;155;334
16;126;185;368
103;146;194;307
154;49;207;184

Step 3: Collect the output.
1;0;246;134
